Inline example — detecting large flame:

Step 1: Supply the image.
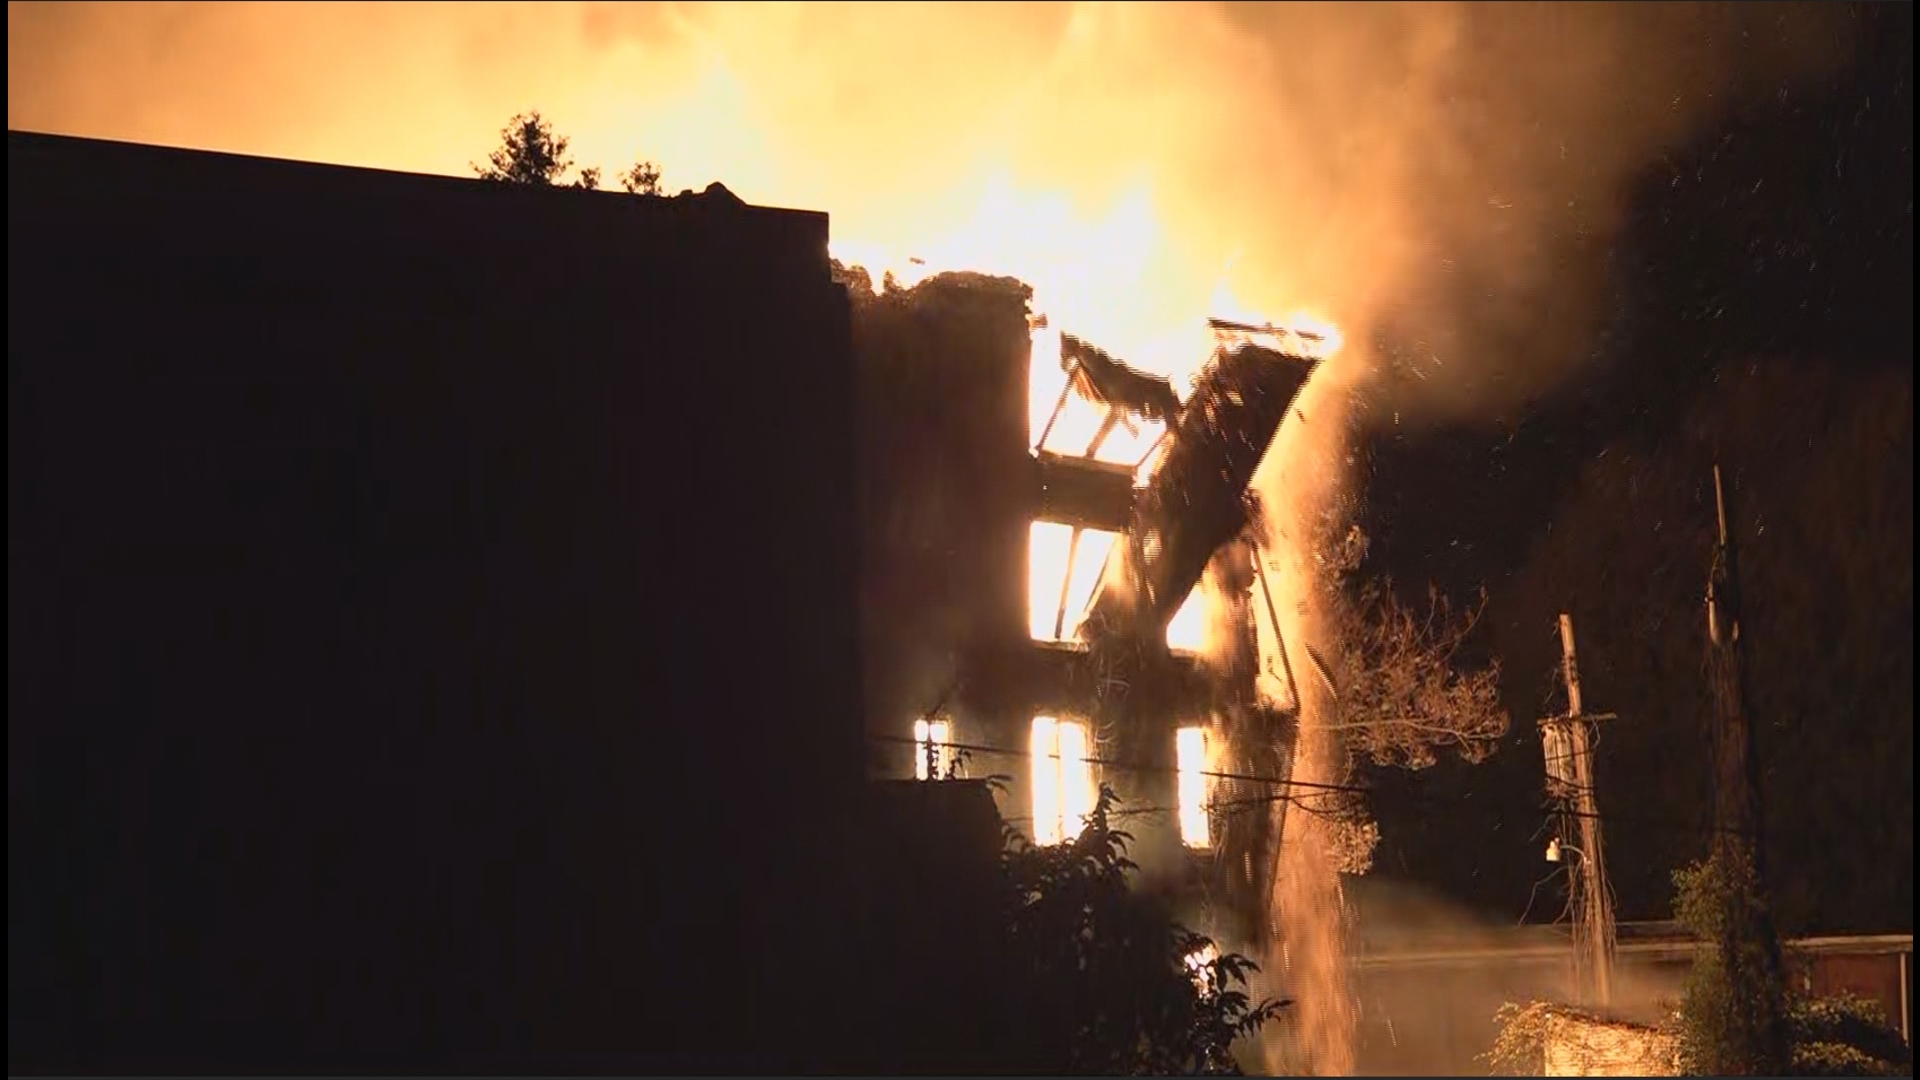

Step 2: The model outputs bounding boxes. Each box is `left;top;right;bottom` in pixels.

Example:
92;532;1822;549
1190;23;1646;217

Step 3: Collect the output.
841;179;1344;670
835;180;1342;404
834;174;1216;390
1175;725;1212;849
1030;715;1095;846
1165;587;1209;653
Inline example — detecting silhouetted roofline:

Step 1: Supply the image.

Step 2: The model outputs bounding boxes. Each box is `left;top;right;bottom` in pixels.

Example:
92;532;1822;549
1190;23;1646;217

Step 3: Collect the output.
7;127;830;234
9;127;837;305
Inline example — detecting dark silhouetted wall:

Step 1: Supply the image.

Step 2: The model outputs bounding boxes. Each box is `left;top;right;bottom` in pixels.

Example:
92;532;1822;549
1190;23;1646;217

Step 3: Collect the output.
8;131;862;1073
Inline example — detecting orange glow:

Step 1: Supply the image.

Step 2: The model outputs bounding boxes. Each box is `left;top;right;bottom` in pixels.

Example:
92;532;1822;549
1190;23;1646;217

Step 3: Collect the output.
1031;716;1095;845
1176;726;1212;848
1028;324;1170;471
1209;277;1347;362
1029;521;1120;642
913;717;955;781
1165;585;1208;653
1184;941;1221;992
830;173;1235;445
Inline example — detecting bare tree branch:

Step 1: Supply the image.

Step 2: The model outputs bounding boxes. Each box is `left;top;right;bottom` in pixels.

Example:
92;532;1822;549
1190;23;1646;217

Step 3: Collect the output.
1323;574;1509;771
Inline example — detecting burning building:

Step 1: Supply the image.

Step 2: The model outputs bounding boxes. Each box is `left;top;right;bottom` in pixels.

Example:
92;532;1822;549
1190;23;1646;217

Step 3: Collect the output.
862;267;1333;947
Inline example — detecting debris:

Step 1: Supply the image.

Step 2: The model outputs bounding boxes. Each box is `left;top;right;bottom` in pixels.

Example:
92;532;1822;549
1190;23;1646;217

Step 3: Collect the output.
1060;333;1183;424
1083;341;1319;644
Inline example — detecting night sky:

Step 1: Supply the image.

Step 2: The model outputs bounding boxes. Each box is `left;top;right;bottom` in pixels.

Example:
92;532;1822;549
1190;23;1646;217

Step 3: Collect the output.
1355;1;1912;934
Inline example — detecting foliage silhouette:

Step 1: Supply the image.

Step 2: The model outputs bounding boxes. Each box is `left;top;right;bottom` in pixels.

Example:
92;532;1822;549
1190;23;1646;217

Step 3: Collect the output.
618;159;665;195
995;783;1287;1074
1672;853;1909;1076
472;110;600;189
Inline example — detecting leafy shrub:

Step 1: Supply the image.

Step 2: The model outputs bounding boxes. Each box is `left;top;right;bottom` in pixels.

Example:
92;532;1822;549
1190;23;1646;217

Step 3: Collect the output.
997;784;1287;1074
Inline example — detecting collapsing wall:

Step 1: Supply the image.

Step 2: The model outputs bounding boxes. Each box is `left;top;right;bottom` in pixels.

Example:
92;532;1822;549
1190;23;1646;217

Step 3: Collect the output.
1083;342;1318;652
1072;336;1322;943
856;272;1326;970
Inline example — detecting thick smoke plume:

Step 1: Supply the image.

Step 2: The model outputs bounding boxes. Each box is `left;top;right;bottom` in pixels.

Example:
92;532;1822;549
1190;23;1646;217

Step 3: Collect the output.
10;1;1852;421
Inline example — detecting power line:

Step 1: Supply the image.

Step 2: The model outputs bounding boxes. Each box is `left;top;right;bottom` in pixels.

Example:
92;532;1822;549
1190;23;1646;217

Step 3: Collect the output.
874;736;1754;839
997;790;1350;829
867;731;1370;795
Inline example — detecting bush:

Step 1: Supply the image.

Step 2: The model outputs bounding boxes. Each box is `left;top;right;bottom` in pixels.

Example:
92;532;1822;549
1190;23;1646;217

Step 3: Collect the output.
1484;1000;1556;1076
1671;848;1790;1075
1785;993;1912;1077
1670;853;1909;1077
998;785;1287;1074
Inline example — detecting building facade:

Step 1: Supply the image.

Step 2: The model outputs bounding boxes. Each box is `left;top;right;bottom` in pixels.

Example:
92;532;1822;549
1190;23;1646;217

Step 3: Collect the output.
9;130;866;1072
857;277;1323;941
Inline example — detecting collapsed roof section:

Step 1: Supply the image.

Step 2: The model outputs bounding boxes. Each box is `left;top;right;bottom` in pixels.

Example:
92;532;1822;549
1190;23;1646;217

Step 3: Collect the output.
1077;338;1319;650
1061;333;1183;426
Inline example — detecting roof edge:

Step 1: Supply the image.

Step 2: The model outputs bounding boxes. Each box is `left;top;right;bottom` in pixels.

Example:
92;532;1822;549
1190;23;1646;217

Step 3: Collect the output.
7;127;830;227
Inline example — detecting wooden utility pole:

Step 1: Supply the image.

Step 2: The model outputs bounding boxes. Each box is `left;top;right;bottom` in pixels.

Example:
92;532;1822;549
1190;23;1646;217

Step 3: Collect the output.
1705;464;1767;862
1702;461;1790;1072
1540;612;1617;1010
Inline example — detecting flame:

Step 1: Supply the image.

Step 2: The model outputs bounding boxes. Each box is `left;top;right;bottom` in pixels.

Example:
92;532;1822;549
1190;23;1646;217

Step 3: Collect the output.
1028;521;1119;643
1184;941;1221;993
1165;585;1208;653
1031;716;1095;845
831;173;1229;399
1027;324;1169;469
1211;276;1348;361
912;717;954;781
836;187;1344;478
1176;725;1212;848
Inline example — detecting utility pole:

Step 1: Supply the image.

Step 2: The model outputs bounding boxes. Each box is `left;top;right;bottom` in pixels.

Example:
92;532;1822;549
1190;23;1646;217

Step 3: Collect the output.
1705;464;1767;862
1540;612;1617;1010
1703;461;1789;1071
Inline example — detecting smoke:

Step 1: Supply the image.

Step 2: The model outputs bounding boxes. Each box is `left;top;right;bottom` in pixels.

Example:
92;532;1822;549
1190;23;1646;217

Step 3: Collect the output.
1244;366;1365;1073
1344;879;1687;1075
9;2;1853;422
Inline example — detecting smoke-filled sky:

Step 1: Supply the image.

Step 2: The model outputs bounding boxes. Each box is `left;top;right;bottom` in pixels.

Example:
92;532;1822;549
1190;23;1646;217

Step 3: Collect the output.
8;1;1855;417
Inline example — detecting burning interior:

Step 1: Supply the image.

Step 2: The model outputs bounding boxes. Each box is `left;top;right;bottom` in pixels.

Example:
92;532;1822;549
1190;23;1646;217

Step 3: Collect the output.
919;298;1336;947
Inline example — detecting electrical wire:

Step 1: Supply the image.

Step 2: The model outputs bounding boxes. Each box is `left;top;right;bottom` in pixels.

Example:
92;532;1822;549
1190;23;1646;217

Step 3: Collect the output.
875;734;1751;839
867;731;1369;794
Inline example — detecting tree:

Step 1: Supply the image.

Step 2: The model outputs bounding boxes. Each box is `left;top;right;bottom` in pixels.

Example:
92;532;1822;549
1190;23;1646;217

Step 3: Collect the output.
1670;853;1910;1077
998;785;1287;1074
472;110;601;189
1672;849;1788;1076
1326;583;1509;772
1489;358;1913;932
1782;992;1912;1077
1302;523;1511;773
1296;522;1512;873
617;159;664;196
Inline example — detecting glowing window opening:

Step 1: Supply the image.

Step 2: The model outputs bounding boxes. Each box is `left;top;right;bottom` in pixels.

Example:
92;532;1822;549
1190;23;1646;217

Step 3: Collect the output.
1029;325;1167;471
1176;726;1212;849
1029;522;1120;642
913;718;956;781
1165;586;1207;653
1030;716;1096;845
1184;942;1220;993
